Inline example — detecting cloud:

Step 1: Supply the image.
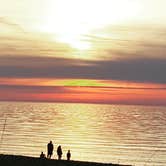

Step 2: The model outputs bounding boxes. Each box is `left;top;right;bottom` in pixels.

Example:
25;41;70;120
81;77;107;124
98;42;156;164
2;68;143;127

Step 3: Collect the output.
0;84;166;105
88;25;166;59
0;84;71;94
0;23;166;60
0;17;26;33
0;55;166;84
0;23;166;84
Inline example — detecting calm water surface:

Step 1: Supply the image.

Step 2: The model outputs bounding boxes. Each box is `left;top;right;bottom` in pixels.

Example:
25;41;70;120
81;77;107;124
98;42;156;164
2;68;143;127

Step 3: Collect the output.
0;102;166;166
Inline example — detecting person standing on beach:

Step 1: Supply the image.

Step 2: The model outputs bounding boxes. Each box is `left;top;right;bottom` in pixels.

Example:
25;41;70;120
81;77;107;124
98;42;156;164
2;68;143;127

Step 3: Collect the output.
57;145;63;160
47;141;54;159
67;150;71;161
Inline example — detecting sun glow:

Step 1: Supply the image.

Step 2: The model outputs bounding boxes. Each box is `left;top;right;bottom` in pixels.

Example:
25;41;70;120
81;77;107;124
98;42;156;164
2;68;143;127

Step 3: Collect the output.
41;0;140;50
56;34;91;50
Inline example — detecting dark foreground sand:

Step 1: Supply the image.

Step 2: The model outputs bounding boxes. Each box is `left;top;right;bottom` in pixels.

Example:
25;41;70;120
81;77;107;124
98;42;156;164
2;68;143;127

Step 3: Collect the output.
0;154;132;166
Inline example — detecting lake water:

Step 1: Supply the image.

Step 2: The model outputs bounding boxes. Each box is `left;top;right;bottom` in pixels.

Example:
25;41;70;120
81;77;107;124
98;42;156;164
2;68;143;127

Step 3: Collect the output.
0;102;166;165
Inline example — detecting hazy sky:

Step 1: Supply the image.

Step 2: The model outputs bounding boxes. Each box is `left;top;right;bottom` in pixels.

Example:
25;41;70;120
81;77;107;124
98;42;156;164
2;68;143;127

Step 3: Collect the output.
0;0;166;105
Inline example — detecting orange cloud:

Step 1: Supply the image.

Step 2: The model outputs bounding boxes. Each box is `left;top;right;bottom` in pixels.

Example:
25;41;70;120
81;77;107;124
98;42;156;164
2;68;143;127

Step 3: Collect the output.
0;80;166;105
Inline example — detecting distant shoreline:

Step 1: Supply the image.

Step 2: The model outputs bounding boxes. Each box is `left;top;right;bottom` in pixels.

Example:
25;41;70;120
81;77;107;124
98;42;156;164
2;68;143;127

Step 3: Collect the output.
1;100;165;107
0;154;132;166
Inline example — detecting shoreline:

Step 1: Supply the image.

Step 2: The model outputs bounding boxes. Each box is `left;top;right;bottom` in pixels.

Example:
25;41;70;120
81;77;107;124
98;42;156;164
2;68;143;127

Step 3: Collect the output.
0;154;132;166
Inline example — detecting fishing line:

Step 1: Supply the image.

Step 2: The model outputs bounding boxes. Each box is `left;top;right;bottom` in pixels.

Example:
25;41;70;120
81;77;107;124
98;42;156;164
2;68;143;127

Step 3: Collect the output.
0;116;7;151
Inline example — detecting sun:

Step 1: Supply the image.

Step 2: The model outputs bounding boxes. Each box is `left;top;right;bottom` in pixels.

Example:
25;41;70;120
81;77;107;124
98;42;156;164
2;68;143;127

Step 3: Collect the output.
41;0;140;50
56;34;91;51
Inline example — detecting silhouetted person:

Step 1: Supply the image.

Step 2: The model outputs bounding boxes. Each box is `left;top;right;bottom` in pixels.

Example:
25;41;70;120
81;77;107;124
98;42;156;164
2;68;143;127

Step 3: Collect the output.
40;151;46;159
67;150;71;161
57;145;63;160
47;141;54;159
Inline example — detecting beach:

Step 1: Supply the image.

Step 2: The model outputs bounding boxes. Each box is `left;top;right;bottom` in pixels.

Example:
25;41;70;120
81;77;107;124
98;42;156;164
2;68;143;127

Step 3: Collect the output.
0;154;131;166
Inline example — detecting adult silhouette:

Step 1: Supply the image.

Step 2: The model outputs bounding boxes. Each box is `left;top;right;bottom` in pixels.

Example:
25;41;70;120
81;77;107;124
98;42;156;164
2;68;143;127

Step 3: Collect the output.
57;145;63;160
47;141;54;159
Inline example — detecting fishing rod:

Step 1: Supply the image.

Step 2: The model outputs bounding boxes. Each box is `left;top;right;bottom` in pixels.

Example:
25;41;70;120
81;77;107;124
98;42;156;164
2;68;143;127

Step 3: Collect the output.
0;116;7;152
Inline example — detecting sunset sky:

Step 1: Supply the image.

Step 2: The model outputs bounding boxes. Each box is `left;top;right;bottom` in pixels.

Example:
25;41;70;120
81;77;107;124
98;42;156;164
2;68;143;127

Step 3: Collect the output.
0;0;166;105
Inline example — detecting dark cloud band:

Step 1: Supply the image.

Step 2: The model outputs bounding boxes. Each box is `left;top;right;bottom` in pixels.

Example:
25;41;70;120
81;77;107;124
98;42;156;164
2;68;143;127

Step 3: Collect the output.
0;56;166;83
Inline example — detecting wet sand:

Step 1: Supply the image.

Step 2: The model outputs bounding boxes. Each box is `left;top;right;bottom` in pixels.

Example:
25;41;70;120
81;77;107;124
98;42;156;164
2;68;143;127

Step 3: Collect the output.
0;154;132;166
